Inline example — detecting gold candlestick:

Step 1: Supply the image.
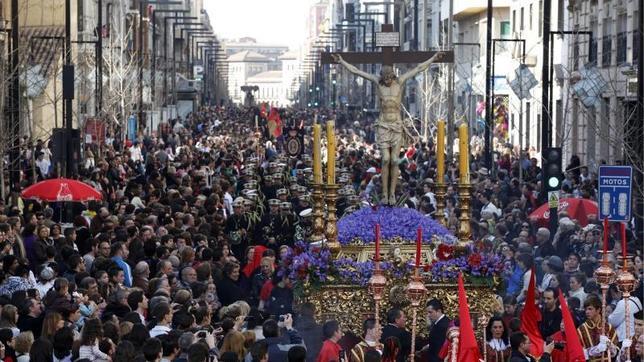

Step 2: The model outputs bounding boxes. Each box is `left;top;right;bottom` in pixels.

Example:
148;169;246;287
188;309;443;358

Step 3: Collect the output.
594;250;616;346
324;184;340;255
458;123;469;184
478;315;490;362
406;268;427;362
326;120;336;185
435;182;447;226
457;183;472;247
313;125;322;184
309;183;325;243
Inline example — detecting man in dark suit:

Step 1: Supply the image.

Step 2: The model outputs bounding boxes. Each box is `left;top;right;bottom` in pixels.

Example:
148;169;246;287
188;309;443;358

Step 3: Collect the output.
380;308;412;362
424;298;450;362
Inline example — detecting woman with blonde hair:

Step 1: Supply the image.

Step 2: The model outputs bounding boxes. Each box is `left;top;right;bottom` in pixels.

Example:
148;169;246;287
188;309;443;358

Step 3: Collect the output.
14;331;33;362
41;312;64;341
220;330;246;360
0;304;20;336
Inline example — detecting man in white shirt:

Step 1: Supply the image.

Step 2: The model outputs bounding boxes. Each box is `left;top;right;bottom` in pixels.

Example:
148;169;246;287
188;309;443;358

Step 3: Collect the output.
129;141;143;163
608;290;643;342
479;191;501;218
35;152;50;179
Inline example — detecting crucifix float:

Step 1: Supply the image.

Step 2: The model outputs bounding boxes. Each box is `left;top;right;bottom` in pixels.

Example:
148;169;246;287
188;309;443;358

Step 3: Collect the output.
321;24;454;205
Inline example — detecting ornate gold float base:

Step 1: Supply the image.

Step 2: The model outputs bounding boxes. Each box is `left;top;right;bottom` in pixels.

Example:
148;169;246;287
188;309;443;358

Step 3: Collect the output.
297;282;498;338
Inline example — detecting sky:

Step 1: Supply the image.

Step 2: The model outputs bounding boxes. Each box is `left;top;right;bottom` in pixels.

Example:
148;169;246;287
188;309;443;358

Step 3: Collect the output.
205;0;311;49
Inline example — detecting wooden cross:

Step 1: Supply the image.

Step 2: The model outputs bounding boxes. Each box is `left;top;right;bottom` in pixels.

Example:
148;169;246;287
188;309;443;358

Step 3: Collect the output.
320;24;453;66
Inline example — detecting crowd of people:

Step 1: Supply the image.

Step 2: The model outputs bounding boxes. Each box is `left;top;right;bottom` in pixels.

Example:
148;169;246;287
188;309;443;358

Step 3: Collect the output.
0;104;639;362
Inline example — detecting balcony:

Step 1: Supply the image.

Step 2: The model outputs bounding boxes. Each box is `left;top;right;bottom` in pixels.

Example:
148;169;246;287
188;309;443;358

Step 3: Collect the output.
453;0;511;20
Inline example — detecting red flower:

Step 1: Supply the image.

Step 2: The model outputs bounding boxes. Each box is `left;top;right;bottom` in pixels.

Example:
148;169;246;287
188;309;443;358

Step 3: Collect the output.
468;254;482;266
423;263;431;272
436;244;454;261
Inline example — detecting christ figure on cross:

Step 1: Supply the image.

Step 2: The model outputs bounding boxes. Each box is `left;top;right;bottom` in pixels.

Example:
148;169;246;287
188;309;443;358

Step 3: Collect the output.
332;51;445;205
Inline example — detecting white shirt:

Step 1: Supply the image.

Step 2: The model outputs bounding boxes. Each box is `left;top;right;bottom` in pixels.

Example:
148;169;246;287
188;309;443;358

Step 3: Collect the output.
150;324;172;337
36;158;50;177
129;145;143;162
608;296;642;341
487;338;508;351
482;202;502;218
224;192;234;215
569;288;587;306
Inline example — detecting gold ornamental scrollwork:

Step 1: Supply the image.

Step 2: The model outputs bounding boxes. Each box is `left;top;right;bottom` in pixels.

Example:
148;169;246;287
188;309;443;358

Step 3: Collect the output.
298;283;498;338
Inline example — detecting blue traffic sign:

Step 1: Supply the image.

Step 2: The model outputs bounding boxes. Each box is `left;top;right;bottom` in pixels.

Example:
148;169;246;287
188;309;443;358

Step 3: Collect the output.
598;166;632;222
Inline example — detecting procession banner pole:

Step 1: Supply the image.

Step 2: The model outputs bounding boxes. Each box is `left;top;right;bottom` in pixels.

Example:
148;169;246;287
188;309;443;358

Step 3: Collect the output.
479;315;490;362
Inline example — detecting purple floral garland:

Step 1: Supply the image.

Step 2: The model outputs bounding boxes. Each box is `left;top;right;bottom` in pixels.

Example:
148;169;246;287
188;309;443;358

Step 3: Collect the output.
337;207;456;245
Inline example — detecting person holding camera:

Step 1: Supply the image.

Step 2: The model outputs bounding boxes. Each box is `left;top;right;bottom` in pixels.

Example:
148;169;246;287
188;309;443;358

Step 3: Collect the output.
262;314;304;361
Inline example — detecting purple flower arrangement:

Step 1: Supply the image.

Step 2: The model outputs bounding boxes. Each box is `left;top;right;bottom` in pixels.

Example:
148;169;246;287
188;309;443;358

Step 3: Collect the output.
427;253;504;282
284;208;503;289
337;207;456;245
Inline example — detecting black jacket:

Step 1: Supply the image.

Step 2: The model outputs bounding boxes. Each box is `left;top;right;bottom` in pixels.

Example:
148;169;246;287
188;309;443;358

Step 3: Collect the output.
381;324;412;362
216;276;247;306
427;315;450;362
509;350;551;362
294;316;323;362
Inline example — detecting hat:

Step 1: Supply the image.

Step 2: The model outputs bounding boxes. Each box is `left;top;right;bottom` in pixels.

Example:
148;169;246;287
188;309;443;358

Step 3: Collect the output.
366;167;377;174
233;198;245;207
478;167;489;176
547;255;564;272
39;266;55;281
243;199;255;206
268;199;280;206
277;188;288;196
280;202;291;210
299;208;312;217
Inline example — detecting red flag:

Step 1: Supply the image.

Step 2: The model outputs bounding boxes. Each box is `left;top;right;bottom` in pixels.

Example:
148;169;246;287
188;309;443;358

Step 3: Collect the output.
558;290;586;361
260;103;268;119
457;273;481;362
267;107;282;138
520;268;544;357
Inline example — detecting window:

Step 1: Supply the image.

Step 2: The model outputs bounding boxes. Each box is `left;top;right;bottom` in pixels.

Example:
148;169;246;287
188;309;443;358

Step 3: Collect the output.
602;21;612;67
573;41;579;70
529;4;533;31
520;7;524;31
590;20;598;64
616;14;626;64
501;21;511;39
78;0;84;32
513;10;516;33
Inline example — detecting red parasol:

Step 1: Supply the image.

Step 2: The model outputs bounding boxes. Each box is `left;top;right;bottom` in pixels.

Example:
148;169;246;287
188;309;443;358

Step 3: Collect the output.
20;178;102;202
528;197;598;227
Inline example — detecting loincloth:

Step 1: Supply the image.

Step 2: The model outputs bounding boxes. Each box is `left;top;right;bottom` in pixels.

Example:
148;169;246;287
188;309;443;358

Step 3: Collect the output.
375;117;415;149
